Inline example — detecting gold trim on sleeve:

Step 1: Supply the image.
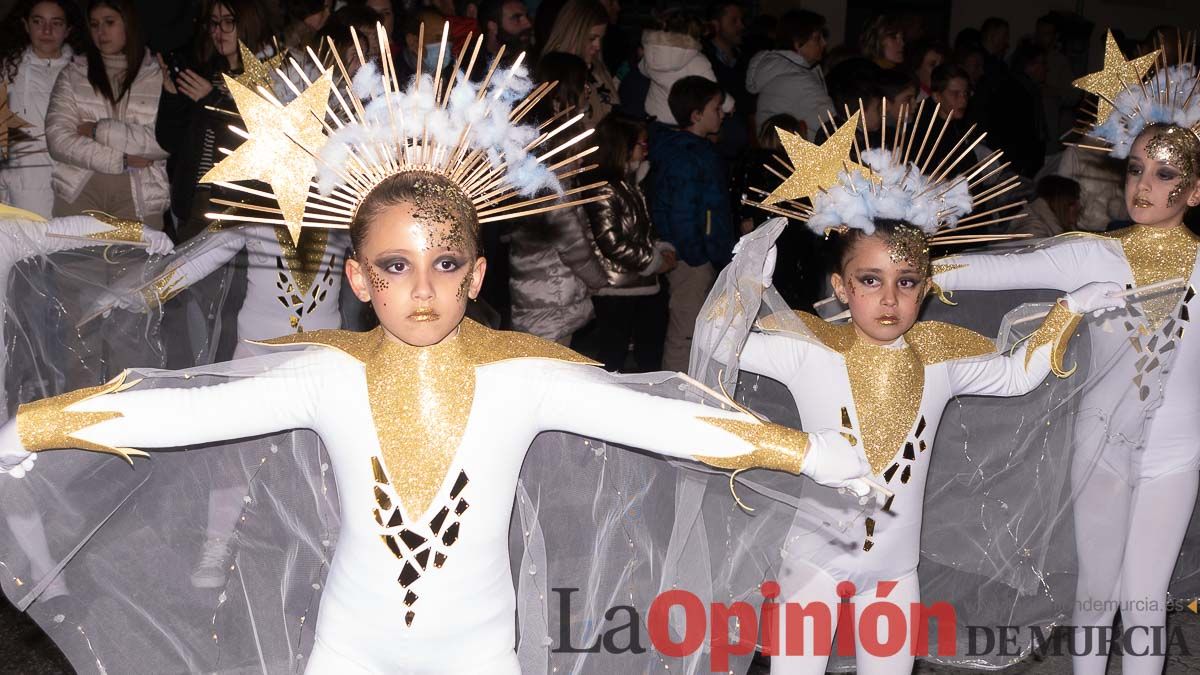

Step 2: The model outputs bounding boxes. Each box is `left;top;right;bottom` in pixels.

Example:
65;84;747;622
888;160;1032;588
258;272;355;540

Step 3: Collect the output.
1023;301;1083;377
693;417;809;475
83;210;146;243
16;372;149;463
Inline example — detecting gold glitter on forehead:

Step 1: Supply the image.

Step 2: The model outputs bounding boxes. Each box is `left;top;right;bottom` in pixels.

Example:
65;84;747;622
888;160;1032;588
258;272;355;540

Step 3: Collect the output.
886;225;931;274
409;175;478;253
1144;125;1200;207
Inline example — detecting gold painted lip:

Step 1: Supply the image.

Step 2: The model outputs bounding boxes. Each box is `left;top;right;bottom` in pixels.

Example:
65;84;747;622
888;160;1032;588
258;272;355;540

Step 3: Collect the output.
1134;197;1154;208
409;309;440;322
877;317;899;325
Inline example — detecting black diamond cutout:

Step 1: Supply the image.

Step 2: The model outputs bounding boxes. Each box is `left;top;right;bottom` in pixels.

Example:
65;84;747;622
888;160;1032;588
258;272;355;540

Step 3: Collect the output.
387;510;403;528
382;535;402;558
883;463;900;483
374;486;391;511
373;509;383;526
434;552;447;568
442;522;460;546
399;529;427;550
915;416;927;437
865;517;875;537
405;611;415;627
455;499;469;516
371;457;387;484
903;443;915;460
450;471;469;499
863;540;874;551
398;561;419;587
882;494;895;512
415;549;431;569
900;465;911;484
919;440;927;453
430;507;449;534
404;590;418;606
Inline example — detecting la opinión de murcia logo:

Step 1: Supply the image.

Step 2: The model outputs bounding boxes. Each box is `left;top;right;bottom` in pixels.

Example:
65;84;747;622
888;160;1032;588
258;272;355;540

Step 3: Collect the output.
551;582;1194;669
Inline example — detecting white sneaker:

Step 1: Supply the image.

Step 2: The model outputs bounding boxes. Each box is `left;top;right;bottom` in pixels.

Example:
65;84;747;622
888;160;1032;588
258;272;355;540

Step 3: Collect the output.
190;538;231;589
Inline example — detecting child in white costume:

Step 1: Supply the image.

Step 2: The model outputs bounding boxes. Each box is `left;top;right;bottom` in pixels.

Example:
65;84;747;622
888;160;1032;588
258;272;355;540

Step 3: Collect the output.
693;108;1125;674
0;31;876;673
931;33;1200;674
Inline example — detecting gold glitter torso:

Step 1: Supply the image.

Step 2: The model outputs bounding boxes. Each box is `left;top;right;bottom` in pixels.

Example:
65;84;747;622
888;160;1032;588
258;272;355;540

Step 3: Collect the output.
774;313;994;474
1107;224;1200;328
263;320;595;519
273;226;331;300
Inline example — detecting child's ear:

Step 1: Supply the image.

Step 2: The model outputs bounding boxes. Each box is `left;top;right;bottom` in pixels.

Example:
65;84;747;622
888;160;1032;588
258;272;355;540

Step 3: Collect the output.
831;272;848;304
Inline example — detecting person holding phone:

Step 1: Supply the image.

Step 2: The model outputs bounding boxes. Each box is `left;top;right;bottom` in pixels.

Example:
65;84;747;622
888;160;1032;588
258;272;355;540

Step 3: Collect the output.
154;0;273;241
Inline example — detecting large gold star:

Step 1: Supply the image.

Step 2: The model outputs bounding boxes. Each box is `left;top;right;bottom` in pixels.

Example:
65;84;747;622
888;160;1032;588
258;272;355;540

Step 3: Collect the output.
763;112;874;205
235;42;285;93
0;82;31;160
1073;30;1159;125
201;72;332;242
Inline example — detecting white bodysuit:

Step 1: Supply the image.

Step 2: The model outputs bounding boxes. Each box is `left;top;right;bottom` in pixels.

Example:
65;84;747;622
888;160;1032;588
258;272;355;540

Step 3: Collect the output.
934;226;1200;675
13;320;828;673
733;309;1077;675
138;224;349;355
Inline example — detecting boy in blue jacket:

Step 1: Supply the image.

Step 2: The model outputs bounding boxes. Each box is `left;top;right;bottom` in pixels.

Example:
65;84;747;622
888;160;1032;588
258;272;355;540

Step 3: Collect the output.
648;75;734;371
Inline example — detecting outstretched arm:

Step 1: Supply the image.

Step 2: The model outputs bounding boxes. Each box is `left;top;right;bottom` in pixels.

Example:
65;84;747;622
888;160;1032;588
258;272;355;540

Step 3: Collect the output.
0;350;333;474
7;214;174;260
949;282;1124;396
104;224;247;312
535;363;870;492
933;237;1113;294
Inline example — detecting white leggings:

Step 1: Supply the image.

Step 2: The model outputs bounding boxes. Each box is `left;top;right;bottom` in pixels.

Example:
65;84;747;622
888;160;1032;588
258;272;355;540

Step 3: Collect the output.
1071;466;1198;675
770;562;920;675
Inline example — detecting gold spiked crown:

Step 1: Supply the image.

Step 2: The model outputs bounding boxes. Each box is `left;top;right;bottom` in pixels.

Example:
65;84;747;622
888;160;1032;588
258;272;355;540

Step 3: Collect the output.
1071;29;1200;160
199;23;602;242
748;100;1029;250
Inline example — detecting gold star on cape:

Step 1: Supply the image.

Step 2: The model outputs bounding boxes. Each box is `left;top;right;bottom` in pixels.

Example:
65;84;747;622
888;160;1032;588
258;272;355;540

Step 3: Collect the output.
1073;30;1159;125
201;72;332;242
763;111;874;205
0;82;31;160
235;42;284;93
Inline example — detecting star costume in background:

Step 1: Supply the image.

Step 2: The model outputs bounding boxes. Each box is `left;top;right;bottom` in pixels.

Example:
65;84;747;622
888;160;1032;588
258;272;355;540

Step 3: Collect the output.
933;32;1200;674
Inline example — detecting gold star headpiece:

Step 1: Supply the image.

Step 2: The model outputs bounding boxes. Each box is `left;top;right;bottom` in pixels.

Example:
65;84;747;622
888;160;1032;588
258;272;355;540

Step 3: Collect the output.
1072;29;1200;159
201;23;601;242
1073;30;1159;127
748;100;1028;247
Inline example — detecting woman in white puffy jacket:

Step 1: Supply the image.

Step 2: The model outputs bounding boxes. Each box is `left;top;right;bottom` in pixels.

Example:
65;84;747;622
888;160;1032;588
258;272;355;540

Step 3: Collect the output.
639;14;718;125
44;0;168;228
0;0;81;218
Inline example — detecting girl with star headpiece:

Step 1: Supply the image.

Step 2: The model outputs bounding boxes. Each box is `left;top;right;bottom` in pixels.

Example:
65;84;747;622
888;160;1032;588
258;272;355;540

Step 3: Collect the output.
0;26;877;673
930;31;1200;674
690;101;1128;673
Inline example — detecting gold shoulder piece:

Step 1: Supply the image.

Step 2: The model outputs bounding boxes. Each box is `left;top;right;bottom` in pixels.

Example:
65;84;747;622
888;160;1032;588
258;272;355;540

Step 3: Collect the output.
1023;301;1083;377
0;203;46;222
83;210;145;243
257;328;376;362
693;417;808;474
459;320;599;366
763;309;859;353
906;322;996;365
255;321;601;367
16;371;149;464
